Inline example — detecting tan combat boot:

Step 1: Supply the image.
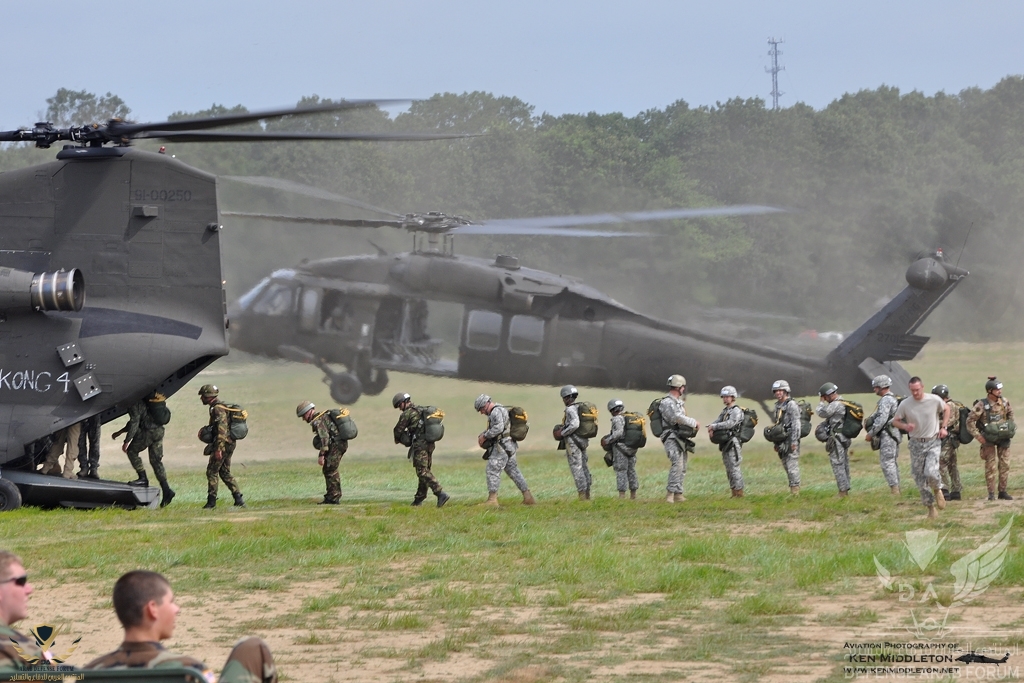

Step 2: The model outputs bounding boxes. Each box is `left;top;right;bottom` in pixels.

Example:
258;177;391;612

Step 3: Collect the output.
927;505;938;520
732;489;744;498
630;489;637;499
838;490;849;498
890;485;901;495
578;491;588;501
521;490;536;505
619;491;626;499
789;485;800;495
933;487;946;510
481;492;499;507
666;492;675;503
673;492;686;503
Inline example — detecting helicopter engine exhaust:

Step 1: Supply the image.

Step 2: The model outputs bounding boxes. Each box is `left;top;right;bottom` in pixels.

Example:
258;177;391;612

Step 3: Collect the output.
0;268;85;312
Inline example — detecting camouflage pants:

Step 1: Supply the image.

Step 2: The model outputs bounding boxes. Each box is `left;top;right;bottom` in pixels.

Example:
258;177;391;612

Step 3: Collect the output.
720;439;744;491
878;432;901;487
77;416;101;472
411;442;442;502
939;441;961;493
612;446;638;492
775;442;801;487
827;436;851;493
207;442;241;497
564;437;592;493
127;427;168;485
980;442;1011;493
663;436;688;494
322;442;347;503
43;423;81;477
908;437;941;507
485;441;529;493
220;637;277;683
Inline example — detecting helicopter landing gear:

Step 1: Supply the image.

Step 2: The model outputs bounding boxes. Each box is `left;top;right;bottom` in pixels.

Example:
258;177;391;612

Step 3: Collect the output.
327;372;363;405
355;354;389;396
0;478;22;511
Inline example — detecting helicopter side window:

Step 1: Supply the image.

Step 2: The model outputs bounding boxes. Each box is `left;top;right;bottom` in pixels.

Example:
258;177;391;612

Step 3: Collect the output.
465;310;502;351
298;288;321;332
236;278;270;311
508;315;545;355
251;283;296;316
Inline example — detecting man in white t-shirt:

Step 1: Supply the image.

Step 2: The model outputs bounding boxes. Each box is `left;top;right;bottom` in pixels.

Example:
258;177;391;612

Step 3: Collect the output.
892;376;951;519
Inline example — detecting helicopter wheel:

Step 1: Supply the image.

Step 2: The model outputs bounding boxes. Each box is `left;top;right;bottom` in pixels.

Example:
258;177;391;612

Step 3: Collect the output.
356;362;388;396
0;479;23;511
330;373;363;405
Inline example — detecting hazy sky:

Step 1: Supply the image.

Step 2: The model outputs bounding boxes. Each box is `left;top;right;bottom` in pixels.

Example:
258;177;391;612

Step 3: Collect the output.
3;0;1023;128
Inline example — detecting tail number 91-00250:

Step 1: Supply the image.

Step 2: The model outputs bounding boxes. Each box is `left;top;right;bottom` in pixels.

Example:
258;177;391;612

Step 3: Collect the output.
133;189;192;202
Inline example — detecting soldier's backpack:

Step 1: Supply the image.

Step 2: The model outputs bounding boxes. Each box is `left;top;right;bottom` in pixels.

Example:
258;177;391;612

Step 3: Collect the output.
710;406;758;444
955;402;973;445
838;399;864;439
508;406;530;442
319;408;358;442
622;411;647;449
573;401;600;439
647;396;697;439
420;406;445;443
976;398;1016;444
146;393;172;426
220;403;249;440
763;399;813;443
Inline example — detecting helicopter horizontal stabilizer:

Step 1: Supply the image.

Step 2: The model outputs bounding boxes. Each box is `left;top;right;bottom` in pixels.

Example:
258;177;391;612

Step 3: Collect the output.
858;358;913;398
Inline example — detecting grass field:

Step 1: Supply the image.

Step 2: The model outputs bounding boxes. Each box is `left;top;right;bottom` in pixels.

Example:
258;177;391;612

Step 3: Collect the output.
4;343;1024;682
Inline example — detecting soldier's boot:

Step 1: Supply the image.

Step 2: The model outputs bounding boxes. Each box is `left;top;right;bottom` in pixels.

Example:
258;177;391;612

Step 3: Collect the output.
988;491;997;501
789;486;800;495
578;491;588;501
318;497;339;505
933;487;946;510
666;492;675;503
629;489;637;500
891;485;902;495
159;482;176;508
947;490;961;501
436;491;450;508
927;505;938;520
838;490;849;498
731;489;744;498
673;492;685;503
521;490;536;506
411;498;424;507
482;492;499;507
618;491;626;499
203;495;217;509
233;491;246;507
585;488;591;500
127;470;149;487
999;490;1014;500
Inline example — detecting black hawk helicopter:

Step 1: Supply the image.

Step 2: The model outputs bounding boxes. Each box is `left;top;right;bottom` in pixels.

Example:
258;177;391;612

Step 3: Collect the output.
225;182;968;408
0;101;466;510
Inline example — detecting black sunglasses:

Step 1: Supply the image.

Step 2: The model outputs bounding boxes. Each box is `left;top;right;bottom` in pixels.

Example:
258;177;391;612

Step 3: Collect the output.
1;574;28;587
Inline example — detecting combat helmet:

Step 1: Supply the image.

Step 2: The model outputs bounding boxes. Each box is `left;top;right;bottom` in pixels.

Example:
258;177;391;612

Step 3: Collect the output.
771;379;791;393
667;374;686;389
559;385;578;400
296;400;315;418
931;385;949;399
607;398;624;413
474;394;491;411
720;385;737;398
818;382;838;397
392;392;411;408
871;375;892;389
986;376;1003;392
198;384;219;397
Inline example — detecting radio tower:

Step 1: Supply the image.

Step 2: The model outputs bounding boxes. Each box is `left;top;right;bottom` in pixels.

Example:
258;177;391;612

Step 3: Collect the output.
766;37;784;110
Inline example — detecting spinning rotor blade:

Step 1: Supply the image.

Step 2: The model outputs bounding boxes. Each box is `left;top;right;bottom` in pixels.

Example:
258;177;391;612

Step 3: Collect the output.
222;176;402;218
136;130;474;143
221;213;406;228
460;205;785;233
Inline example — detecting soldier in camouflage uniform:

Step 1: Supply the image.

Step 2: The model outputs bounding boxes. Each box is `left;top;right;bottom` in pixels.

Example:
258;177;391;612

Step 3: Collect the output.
770;380;802;494
967;377;1015;501
708;386;745;497
816;383;852;497
297;401;347;505
476;394;535;506
393;393;449;508
84;570;276;683
602;399;638;499
660;374;699;503
76;414;101;479
554;385;593;500
0;551;46;673
199;384;245;509
864;375;903;495
933;385;963;501
891;377;949;519
119;392;175;507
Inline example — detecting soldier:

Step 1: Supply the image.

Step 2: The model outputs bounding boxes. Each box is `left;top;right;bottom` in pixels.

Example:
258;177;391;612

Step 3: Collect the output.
393;393;449;508
296;401;347;505
816;382;852;497
966;376;1015;501
933;385;962;501
553;385;593;500
707;386;745;497
892;376;949;519
659;374;700;503
770;380;802;494
84;570;277;683
76;415;101;480
475;394;535;506
198;384;245;509
602;399;638;499
0;551;45;672
864;375;903;495
118;393;175;507
39;423;80;478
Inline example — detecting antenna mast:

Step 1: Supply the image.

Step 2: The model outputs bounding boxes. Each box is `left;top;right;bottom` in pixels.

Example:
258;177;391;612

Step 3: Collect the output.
766;37;785;111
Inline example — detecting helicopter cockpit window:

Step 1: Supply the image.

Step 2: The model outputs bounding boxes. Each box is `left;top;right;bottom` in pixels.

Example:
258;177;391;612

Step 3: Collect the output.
465;310;502;351
251;283;295;316
508;315;544;355
237;278;270;311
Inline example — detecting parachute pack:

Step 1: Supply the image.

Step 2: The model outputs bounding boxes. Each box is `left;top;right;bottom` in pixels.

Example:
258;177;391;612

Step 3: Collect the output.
954;402;973;445
710;406;758;444
420;406;445;443
508;406;530;442
220;403;249;440
573;401;599;439
764;399;814;443
646;397;697;440
976;398;1016;444
838;400;864;439
146;392;171;426
312;408;358;449
622;411;647;449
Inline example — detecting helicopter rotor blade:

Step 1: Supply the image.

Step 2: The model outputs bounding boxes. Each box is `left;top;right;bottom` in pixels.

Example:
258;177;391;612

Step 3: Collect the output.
459;205;786;233
136;130;475;143
221;212;406;228
221;176;403;218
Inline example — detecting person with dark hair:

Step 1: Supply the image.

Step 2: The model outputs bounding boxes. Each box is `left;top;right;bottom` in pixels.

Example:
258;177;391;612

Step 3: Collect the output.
84;570;276;683
0;550;45;671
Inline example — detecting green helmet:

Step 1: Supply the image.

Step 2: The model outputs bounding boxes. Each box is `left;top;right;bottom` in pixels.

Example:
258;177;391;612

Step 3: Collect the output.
931;385;949;399
297;401;315;418
559;385;578;400
392;392;411;408
607;398;624;413
198;384;219;397
986;377;1003;392
818;382;838;397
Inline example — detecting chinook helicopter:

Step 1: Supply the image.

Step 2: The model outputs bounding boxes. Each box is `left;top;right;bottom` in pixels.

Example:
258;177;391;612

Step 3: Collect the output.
225;183;968;408
0;100;466;510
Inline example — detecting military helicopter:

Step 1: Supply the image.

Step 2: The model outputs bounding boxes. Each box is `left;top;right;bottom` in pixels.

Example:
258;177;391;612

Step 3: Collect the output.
225;183;968;409
0;101;466;510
